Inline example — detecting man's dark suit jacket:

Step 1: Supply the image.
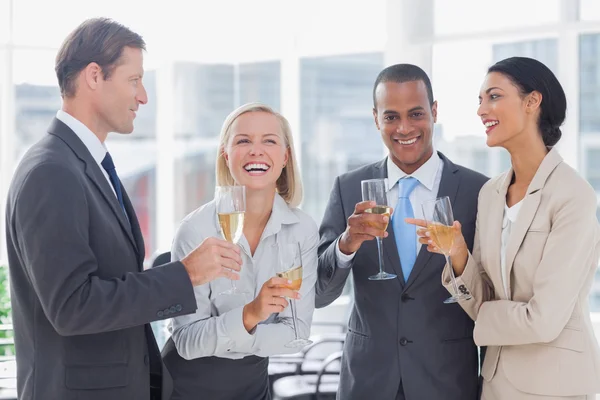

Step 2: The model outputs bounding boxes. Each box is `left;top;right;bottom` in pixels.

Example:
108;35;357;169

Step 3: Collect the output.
316;153;488;400
5;118;197;400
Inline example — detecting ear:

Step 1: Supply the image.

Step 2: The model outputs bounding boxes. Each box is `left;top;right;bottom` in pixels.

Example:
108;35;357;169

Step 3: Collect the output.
283;146;290;168
526;91;542;113
221;147;229;166
431;101;438;123
83;62;103;90
373;108;380;130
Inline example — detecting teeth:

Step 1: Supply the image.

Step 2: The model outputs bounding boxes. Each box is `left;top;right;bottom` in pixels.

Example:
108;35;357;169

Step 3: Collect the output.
244;163;269;171
398;138;417;145
485;121;499;127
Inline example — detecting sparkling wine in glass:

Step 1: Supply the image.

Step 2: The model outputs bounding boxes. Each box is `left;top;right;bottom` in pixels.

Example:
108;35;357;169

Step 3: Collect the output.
422;196;472;304
277;242;312;348
361;178;397;281
216;185;247;296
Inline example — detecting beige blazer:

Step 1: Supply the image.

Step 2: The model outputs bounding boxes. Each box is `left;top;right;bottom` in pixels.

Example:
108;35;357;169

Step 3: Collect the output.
442;147;600;396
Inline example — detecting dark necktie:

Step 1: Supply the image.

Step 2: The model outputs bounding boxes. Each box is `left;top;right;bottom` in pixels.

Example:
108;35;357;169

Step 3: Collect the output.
101;152;128;218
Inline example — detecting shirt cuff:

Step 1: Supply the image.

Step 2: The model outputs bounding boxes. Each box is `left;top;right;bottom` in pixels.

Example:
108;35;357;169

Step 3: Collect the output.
222;306;255;348
335;237;355;269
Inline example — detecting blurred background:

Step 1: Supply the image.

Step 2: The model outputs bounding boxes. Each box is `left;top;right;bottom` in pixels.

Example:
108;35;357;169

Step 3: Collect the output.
0;0;599;381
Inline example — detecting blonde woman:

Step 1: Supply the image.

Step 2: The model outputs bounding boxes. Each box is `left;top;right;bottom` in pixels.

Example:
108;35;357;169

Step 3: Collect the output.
162;103;318;400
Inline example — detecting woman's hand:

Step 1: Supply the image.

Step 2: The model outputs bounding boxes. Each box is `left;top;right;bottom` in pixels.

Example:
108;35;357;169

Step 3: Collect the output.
405;218;469;276
242;277;300;333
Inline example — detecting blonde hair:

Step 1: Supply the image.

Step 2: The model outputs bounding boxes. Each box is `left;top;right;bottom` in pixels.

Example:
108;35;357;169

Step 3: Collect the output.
215;102;303;208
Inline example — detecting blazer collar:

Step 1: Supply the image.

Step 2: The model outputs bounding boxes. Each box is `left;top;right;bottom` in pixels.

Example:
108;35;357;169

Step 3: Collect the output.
47;118;139;254
495;147;563;298
495;146;563;197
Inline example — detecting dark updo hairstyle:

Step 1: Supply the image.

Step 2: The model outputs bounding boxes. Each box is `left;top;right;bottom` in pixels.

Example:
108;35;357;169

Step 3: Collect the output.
488;57;566;147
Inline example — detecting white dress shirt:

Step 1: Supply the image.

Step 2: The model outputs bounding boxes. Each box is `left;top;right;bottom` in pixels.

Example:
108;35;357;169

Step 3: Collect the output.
55;110;116;198
500;200;522;299
168;194;319;360
336;152;444;267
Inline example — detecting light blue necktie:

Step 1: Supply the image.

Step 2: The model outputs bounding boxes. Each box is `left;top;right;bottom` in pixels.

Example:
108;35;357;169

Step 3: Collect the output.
392;177;420;281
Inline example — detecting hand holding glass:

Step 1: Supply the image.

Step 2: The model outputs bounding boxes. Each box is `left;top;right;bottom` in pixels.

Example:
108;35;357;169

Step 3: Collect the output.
215;185;247;296
361;178;396;281
421;196;472;303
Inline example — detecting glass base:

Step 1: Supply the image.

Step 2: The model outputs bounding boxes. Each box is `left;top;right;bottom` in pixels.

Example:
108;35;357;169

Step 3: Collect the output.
284;338;313;348
443;293;472;304
219;287;249;297
368;271;397;281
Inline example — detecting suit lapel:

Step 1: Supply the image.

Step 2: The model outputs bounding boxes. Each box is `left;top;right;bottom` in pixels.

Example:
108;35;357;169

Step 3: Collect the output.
123;188;145;268
48;118;139;254
487;175;508;297
404;153;459;291
503;149;563;295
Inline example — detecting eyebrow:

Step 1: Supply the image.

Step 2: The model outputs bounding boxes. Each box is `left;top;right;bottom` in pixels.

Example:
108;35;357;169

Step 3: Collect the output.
383;106;425;114
478;87;503;99
485;87;502;94
233;133;280;138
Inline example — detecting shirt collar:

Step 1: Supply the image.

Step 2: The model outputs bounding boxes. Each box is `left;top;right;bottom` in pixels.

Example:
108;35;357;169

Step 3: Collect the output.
387;151;441;192
56;110;108;166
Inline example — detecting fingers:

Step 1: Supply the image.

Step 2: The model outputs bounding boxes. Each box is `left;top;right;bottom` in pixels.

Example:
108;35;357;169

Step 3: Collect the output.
266;277;291;288
270;287;300;299
348;215;389;238
219;256;243;272
405;218;428;227
219;268;240;280
349;225;388;239
416;228;429;238
206;236;241;253
268;295;289;310
265;278;301;299
354;201;376;214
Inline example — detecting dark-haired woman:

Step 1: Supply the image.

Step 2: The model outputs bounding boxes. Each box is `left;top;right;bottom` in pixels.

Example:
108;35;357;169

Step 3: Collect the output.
409;57;600;399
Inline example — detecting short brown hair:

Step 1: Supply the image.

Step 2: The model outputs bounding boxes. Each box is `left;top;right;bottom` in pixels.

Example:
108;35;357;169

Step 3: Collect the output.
55;18;146;98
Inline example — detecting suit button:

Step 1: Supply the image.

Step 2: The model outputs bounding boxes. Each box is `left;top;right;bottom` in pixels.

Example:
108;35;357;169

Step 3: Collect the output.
163;308;170;316
399;338;408;346
144;355;149;366
176;304;183;312
169;306;177;313
401;294;412;302
157;311;164;318
458;285;470;295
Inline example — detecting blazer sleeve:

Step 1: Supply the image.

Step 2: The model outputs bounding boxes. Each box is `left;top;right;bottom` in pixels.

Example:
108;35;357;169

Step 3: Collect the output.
315;176;353;308
441;191;495;321
12;162;197;336
473;189;599;346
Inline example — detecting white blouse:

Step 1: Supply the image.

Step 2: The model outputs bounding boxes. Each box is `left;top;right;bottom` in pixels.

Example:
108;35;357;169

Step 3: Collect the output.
168;194;319;360
500;200;523;299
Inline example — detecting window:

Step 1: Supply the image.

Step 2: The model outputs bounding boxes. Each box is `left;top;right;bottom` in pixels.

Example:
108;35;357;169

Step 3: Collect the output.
493;39;558;75
300;53;384;223
580;34;600;134
585;148;600;190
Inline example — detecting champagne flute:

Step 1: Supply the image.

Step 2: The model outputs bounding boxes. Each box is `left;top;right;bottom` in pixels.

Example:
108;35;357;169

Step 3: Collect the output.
276;242;313;348
361;178;397;281
216;185;247;296
421;196;472;304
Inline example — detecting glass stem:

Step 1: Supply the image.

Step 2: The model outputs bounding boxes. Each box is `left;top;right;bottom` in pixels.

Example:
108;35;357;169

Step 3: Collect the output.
376;237;384;275
446;255;460;295
290;299;299;340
